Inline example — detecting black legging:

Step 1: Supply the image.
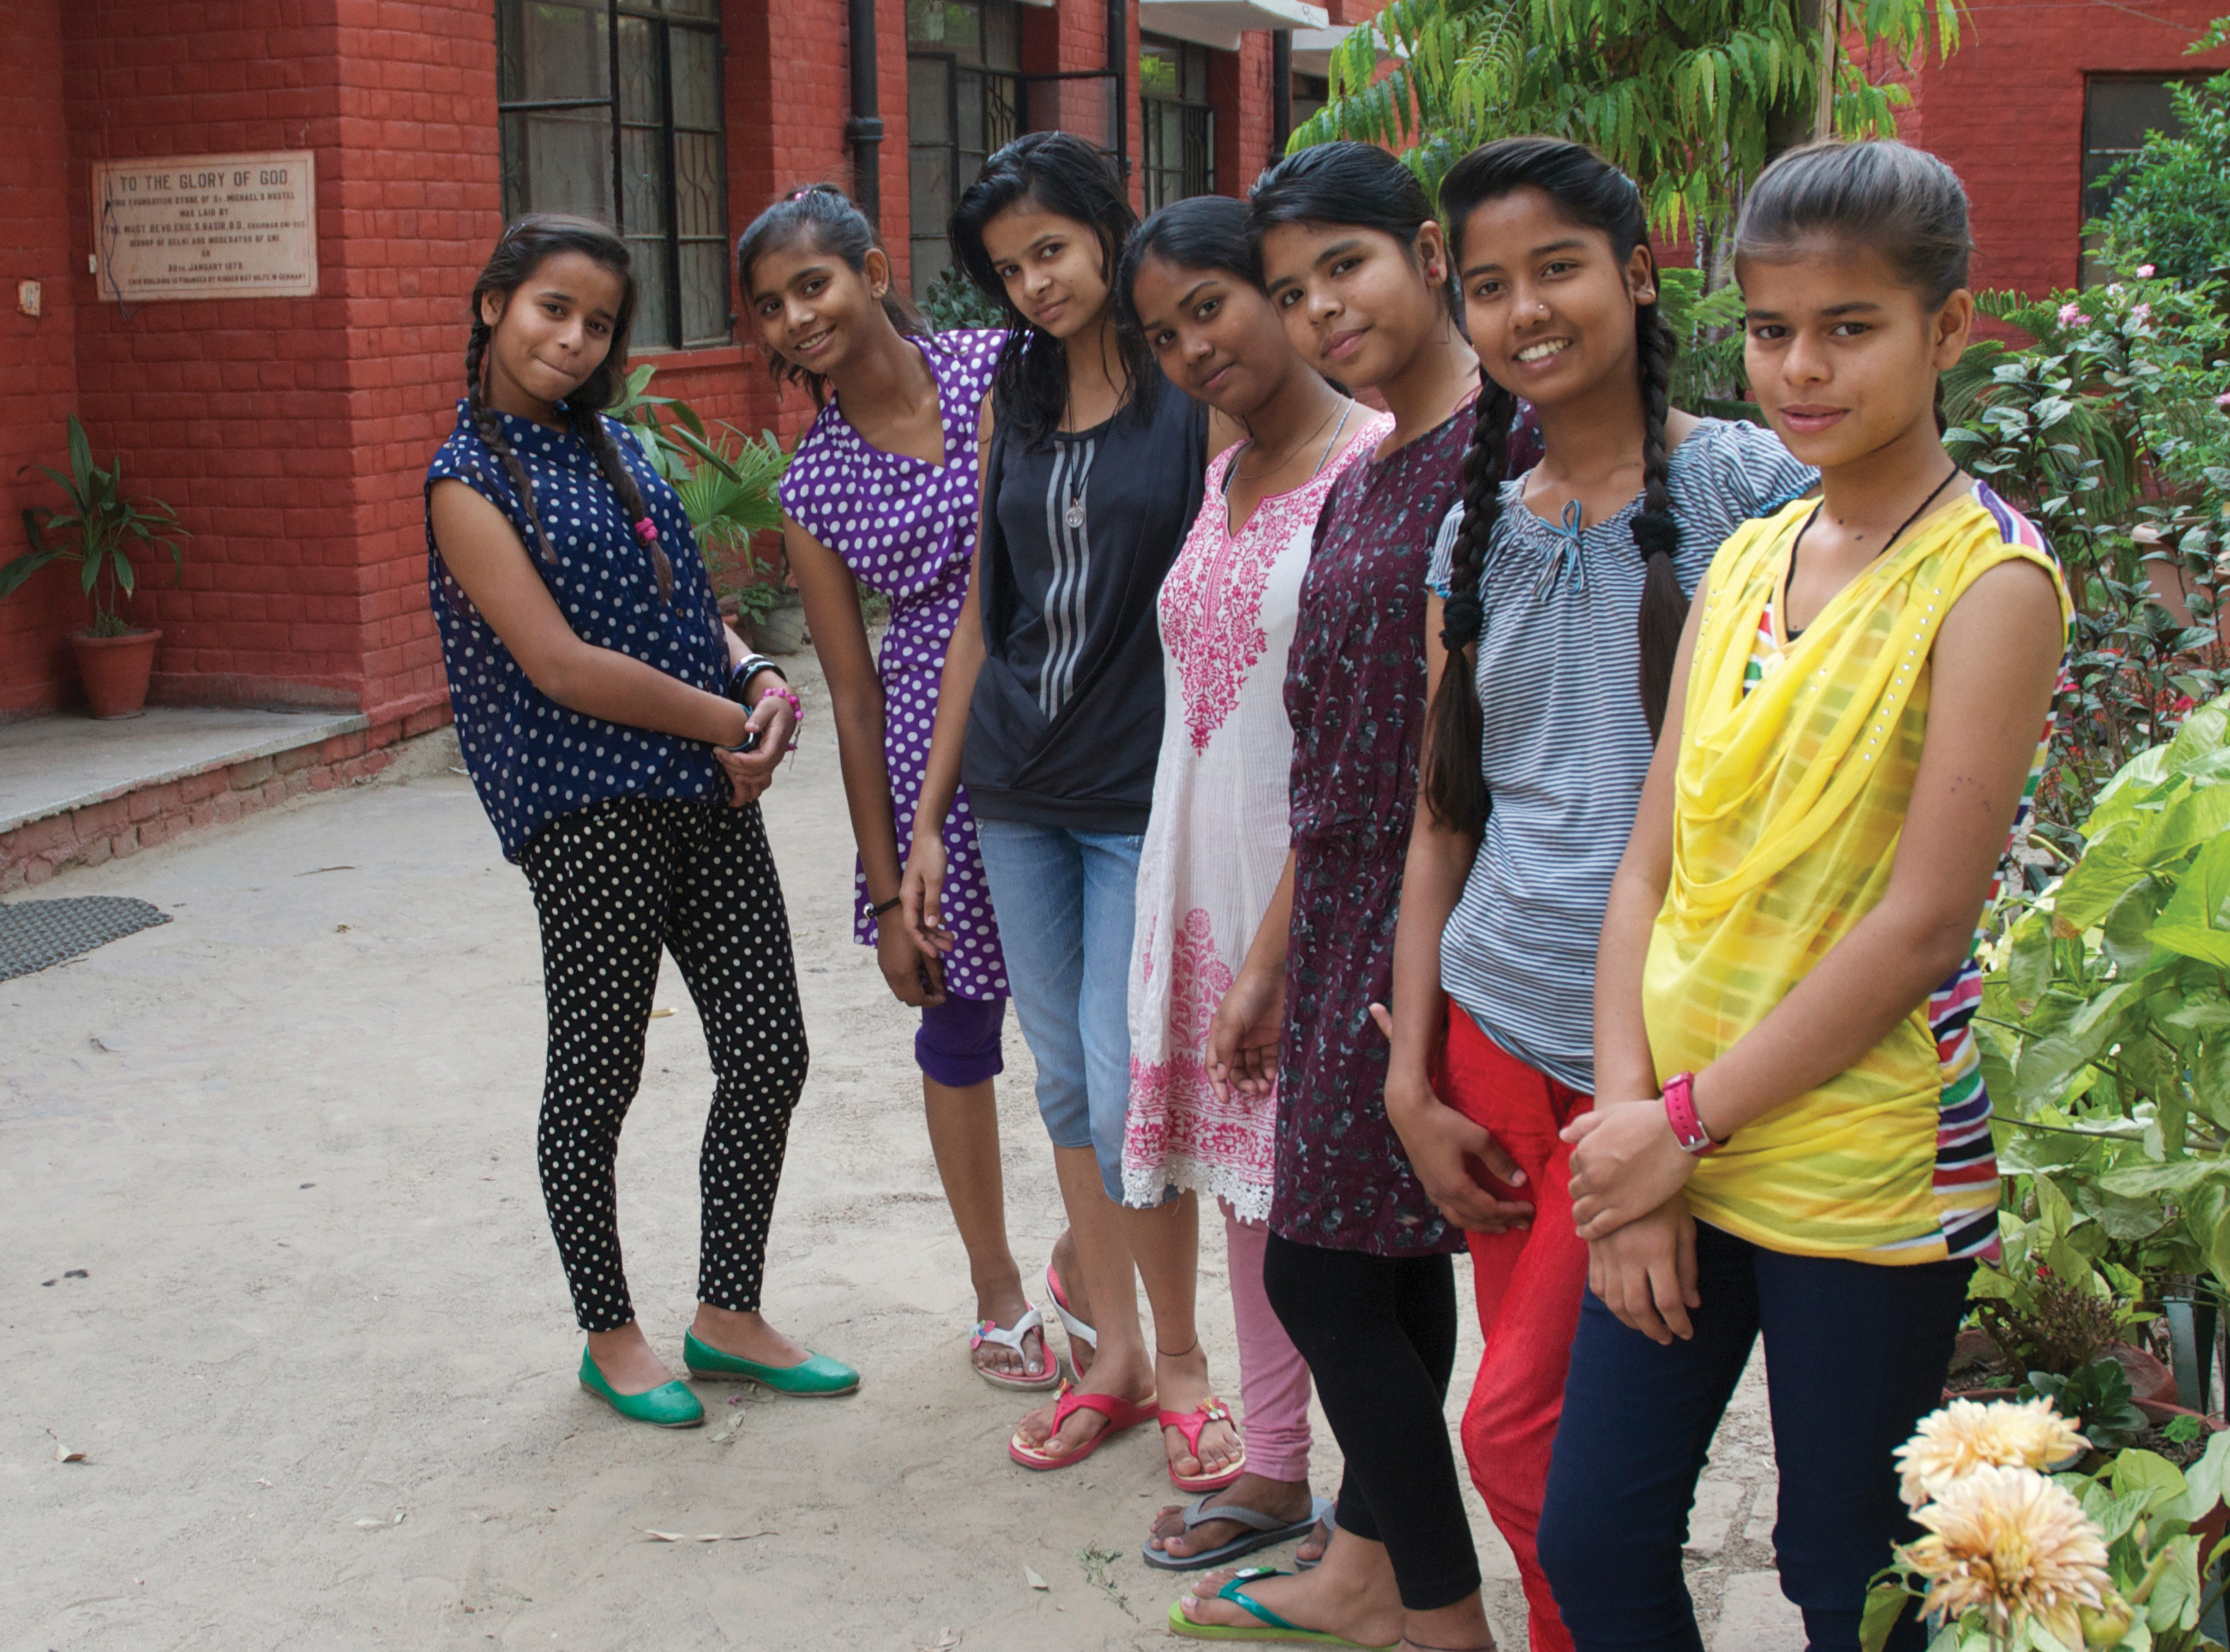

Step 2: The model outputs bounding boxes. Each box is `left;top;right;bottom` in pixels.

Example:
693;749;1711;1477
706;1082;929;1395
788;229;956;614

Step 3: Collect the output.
1263;1231;1480;1611
520;794;808;1333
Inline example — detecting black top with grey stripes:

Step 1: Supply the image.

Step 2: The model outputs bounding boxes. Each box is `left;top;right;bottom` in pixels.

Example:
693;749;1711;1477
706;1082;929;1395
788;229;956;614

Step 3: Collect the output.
964;373;1207;832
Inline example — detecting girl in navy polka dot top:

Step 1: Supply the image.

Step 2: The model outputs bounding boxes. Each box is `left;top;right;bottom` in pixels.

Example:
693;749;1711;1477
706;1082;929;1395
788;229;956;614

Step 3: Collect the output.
425;213;857;1427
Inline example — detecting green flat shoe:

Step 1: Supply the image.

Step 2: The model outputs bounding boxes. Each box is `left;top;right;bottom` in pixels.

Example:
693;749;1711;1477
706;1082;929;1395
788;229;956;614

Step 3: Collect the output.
577;1348;705;1428
682;1331;859;1397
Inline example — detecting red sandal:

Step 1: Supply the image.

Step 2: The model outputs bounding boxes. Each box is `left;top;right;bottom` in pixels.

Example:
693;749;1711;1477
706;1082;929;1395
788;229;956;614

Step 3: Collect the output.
1160;1397;1247;1492
1007;1379;1158;1470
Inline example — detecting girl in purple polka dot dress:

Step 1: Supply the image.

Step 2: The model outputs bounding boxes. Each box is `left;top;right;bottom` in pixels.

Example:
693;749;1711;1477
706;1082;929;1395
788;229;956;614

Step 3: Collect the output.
739;187;1048;1391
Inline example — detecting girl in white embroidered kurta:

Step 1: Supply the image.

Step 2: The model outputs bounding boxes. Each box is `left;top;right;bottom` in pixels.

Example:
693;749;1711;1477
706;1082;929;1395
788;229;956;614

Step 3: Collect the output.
1118;195;1389;1573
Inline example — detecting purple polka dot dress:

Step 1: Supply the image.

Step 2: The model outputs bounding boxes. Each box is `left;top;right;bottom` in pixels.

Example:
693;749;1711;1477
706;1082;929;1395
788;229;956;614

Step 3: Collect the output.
778;327;1011;1001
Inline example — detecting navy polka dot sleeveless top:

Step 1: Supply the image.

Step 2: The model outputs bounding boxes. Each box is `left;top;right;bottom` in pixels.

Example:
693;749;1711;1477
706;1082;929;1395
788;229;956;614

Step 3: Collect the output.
424;400;727;861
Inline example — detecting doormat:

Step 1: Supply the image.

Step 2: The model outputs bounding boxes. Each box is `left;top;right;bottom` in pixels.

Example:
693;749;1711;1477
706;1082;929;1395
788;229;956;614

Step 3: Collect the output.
0;897;171;982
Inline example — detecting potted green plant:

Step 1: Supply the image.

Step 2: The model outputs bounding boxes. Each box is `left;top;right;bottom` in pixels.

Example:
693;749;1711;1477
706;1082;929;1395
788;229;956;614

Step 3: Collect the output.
2;414;187;718
610;366;798;652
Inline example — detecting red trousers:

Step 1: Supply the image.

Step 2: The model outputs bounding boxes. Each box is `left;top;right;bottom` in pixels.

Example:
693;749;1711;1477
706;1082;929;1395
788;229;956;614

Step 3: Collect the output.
1434;1000;1590;1652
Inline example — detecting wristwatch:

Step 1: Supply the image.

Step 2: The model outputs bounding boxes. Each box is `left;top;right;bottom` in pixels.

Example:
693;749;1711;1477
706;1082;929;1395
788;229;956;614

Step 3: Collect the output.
1662;1072;1722;1156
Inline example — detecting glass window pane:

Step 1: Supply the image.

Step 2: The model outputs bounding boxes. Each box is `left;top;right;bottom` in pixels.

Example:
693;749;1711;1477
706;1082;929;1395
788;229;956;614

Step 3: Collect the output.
674;129;722;237
622;122;667;231
630;236;674;347
911;140;953;238
680;240;727;343
906;0;946;45
988;71;1019;152
618;14;663;122
909;55;951;142
670;26;720;129
981;0;1019;71
1139;37;1176;99
957;68;986;153
504;0;609;103
664;0;715;16
2084;77;2188;207
502;106;615;221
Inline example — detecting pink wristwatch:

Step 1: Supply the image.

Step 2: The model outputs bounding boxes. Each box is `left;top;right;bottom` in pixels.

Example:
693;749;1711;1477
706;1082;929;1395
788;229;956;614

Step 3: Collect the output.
1662;1072;1721;1156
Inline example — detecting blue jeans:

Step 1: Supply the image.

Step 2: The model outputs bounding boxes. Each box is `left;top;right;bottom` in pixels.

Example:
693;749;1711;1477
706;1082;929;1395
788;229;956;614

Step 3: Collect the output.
972;820;1141;1201
1537;1220;1972;1652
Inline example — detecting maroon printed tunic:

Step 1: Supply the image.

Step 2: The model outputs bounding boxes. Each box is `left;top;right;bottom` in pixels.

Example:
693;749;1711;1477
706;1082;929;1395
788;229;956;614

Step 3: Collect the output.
1271;401;1476;1255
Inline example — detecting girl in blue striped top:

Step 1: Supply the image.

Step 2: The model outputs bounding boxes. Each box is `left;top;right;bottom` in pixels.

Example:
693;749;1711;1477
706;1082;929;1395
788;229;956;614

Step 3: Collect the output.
1379;140;1810;1652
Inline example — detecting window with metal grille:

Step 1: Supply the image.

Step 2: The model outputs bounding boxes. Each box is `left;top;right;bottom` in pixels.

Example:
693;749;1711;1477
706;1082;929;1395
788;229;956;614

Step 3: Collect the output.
497;0;731;351
1140;33;1212;213
2081;75;2198;286
908;0;1024;295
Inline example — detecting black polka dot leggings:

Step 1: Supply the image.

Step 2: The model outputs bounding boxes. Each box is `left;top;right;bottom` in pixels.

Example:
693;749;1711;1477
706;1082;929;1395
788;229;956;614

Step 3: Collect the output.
520;794;808;1333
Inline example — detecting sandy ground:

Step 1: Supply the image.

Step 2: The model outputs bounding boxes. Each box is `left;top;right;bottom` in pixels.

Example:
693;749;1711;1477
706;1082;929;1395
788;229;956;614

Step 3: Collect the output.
2;652;1794;1651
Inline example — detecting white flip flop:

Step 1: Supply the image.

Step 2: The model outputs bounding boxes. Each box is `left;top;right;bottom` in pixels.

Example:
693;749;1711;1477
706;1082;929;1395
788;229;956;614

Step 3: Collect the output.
970;1304;1063;1391
1045;1259;1097;1368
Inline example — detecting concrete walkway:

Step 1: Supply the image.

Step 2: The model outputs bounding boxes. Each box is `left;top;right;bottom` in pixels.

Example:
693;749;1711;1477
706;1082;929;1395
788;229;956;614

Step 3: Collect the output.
0;706;365;835
2;659;1802;1650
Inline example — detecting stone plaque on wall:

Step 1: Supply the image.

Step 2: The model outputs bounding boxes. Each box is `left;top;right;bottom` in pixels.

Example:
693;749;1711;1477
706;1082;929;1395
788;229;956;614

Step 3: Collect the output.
91;152;318;303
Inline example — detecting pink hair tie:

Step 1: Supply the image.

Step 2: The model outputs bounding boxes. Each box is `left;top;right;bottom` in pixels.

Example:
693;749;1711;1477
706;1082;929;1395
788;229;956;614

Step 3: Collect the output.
633;516;659;545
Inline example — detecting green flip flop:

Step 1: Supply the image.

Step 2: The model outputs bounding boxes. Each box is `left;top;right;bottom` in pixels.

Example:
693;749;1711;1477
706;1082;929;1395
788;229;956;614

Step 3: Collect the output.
1165;1567;1398;1648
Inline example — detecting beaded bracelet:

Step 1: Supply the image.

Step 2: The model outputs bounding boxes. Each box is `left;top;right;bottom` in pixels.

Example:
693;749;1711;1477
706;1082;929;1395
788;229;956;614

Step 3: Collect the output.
756;679;803;753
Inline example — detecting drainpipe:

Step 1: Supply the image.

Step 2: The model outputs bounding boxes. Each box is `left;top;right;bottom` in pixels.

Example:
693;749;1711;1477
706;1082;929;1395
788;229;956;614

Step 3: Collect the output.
1271;28;1291;156
1109;0;1129;181
847;0;885;230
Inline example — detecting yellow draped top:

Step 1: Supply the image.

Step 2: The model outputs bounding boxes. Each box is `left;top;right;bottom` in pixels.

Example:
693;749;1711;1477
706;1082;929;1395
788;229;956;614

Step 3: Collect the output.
1647;486;2067;1263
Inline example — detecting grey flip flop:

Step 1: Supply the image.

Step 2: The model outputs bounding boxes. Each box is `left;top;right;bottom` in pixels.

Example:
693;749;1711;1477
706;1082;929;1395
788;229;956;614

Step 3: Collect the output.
1142;1493;1335;1572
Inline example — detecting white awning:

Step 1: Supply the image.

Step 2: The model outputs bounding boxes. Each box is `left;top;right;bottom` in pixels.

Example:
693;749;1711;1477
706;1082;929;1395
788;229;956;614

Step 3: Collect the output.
1138;0;1328;52
1287;25;1349;75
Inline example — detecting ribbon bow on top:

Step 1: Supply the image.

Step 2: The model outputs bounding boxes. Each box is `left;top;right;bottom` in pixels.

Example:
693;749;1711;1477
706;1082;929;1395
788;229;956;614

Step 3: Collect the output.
1533;497;1589;601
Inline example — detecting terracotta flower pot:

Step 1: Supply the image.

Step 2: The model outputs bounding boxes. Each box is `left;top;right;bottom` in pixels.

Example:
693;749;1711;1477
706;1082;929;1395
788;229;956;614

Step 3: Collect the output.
71;628;161;719
1943;1329;2179;1407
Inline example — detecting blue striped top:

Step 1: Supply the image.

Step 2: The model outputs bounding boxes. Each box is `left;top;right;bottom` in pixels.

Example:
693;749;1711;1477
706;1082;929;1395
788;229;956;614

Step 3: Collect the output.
1425;417;1812;1091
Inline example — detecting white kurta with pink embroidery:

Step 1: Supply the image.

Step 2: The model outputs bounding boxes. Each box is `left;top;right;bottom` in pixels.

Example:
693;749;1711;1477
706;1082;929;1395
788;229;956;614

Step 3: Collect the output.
1121;413;1394;1216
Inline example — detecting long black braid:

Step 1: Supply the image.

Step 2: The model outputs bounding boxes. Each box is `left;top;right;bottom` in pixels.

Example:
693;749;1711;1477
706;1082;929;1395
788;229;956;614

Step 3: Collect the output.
464;318;558;567
460;213;676;607
1632;289;1684;738
1421;380;1517;838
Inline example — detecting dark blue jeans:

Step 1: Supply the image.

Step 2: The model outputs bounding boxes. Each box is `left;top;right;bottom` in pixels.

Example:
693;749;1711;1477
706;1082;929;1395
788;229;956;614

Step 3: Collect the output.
1536;1220;1971;1652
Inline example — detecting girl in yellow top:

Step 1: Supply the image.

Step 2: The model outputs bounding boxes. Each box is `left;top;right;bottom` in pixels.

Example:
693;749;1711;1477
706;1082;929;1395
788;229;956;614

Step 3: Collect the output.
1534;141;2068;1652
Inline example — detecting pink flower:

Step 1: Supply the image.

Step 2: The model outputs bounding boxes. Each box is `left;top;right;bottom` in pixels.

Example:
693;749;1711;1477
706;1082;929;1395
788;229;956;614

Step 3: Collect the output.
2216;392;2230;411
2132;303;2153;327
2058;303;2091;328
2175;694;2197;716
2137;264;2157;279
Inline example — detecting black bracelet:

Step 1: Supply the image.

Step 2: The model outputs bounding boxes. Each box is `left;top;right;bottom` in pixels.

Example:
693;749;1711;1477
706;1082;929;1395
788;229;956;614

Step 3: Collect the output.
868;895;902;918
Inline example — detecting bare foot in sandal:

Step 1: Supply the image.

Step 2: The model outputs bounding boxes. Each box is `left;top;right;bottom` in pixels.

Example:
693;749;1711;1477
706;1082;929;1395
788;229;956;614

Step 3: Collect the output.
1177;1526;1404;1647
970;1281;1055;1385
1046;1231;1095;1381
1154;1340;1244;1485
1147;1471;1318;1562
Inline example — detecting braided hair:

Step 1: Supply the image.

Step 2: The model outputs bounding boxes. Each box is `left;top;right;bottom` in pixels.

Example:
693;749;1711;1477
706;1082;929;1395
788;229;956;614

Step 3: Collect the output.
463;213;673;604
1421;140;1686;835
737;183;929;409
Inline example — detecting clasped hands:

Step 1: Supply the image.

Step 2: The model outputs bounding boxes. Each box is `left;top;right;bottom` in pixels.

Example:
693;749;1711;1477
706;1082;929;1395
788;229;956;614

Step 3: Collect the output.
1564;1096;1703;1347
711;691;796;807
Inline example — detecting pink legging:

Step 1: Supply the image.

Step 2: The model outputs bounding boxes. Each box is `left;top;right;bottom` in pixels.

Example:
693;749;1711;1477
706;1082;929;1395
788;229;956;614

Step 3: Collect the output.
1224;1203;1313;1483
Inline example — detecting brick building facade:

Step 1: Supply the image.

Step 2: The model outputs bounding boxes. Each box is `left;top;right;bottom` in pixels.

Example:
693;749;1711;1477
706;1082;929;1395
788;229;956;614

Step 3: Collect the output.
3;0;2226;724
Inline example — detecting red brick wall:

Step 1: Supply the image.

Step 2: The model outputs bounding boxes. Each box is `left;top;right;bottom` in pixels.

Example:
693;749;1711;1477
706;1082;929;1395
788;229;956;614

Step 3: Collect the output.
1894;3;2230;300
0;0;81;718
1211;31;1274;199
60;0;362;712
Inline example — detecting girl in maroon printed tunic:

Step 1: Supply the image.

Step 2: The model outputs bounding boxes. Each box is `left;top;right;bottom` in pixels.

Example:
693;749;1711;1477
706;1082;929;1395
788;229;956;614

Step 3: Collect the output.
1181;144;1521;1652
